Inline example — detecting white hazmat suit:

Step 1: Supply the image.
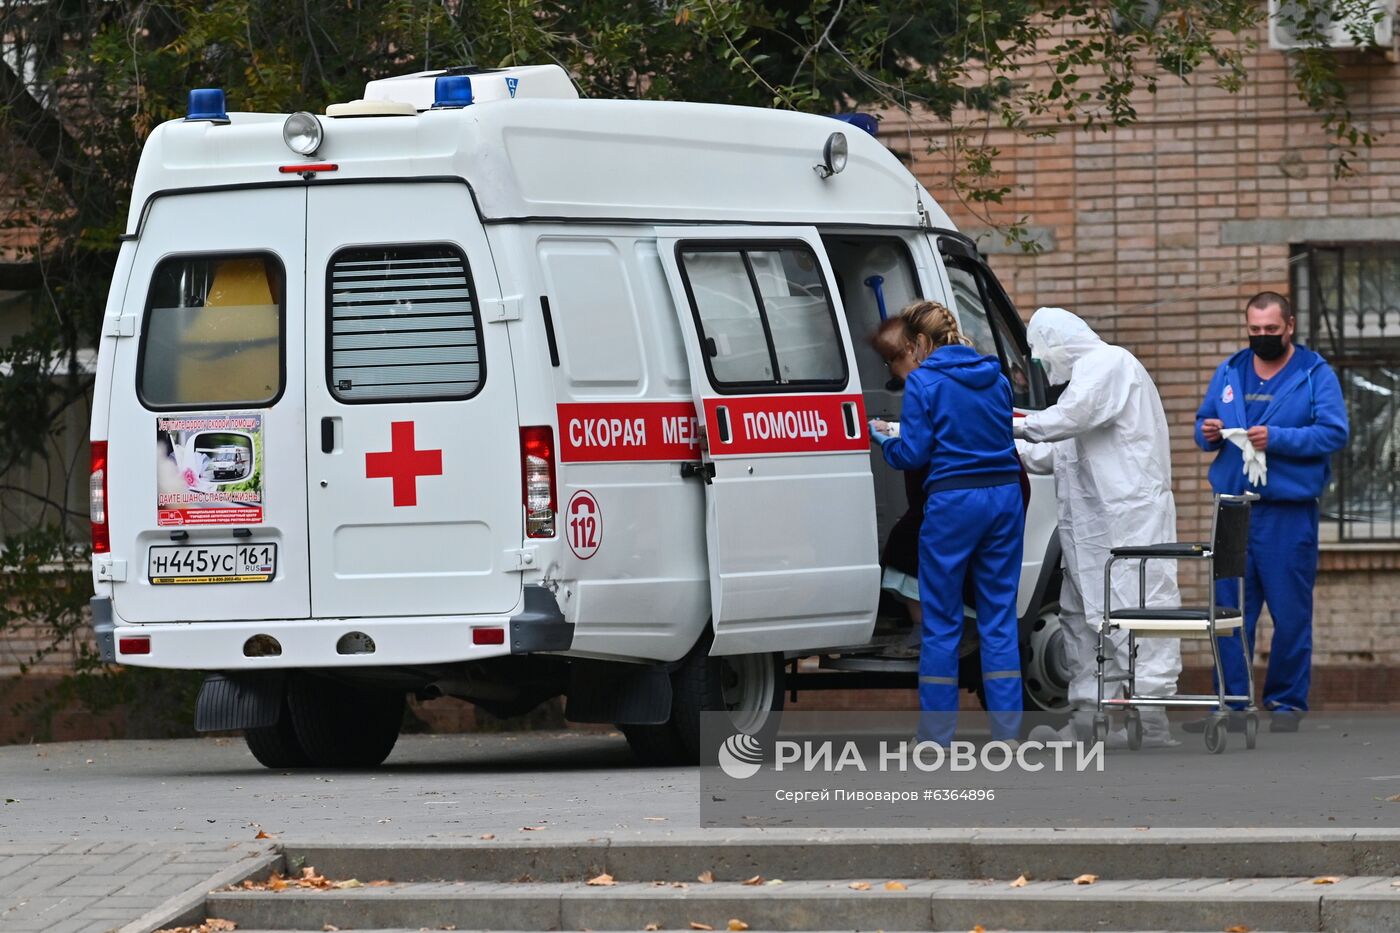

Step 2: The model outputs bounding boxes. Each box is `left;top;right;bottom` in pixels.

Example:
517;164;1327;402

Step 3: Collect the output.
1014;308;1182;742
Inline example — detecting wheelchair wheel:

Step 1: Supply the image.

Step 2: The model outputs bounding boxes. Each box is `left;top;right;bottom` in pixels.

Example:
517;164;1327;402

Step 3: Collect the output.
1091;713;1109;746
1204;717;1227;754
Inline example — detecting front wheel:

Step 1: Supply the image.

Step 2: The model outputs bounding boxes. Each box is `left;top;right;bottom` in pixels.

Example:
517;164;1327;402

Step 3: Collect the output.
1022;600;1072;715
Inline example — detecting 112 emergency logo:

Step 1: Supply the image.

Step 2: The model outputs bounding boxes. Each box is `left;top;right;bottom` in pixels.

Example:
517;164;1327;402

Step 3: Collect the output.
566;490;602;560
1222;384;1234;404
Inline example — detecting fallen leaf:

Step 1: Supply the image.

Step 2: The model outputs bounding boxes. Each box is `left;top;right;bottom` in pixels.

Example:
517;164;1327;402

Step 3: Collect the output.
698;871;714;884
521;825;546;832
254;830;271;840
740;875;764;886
727;921;748;931
1387;794;1400;803
1009;874;1028;888
849;881;871;891
672;882;689;889
883;881;907;891
479;833;496;840
1312;876;1341;885
644;925;660;931
368;880;392;887
323;925;340;932
764;879;784;886
689;924;714;931
971;925;987;933
331;879;362;889
1225;925;1251;932
588;873;617;887
1072;874;1098;885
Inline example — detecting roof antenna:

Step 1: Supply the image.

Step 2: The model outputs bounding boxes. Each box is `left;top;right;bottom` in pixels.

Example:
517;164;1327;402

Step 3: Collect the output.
899;80;930;230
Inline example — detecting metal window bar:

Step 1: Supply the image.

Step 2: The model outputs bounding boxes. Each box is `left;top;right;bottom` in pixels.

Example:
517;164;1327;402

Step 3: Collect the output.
1293;244;1400;542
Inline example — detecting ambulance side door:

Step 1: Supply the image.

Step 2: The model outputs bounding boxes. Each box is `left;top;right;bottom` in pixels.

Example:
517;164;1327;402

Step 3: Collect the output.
655;227;879;656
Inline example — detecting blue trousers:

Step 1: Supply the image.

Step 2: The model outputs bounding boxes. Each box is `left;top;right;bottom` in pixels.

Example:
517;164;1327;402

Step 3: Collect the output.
917;484;1025;744
1214;500;1319;712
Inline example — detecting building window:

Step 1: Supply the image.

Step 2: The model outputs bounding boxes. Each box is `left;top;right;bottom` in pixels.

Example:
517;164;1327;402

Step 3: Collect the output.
1292;244;1400;541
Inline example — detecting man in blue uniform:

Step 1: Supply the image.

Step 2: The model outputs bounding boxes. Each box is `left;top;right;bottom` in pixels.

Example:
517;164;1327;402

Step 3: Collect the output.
1191;291;1348;732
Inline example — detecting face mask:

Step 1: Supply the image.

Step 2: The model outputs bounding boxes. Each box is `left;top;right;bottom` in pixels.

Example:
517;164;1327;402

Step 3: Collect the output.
1036;345;1073;385
1250;334;1287;361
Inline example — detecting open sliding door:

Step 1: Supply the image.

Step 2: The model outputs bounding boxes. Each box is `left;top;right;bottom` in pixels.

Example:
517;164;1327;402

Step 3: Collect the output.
655;226;879;656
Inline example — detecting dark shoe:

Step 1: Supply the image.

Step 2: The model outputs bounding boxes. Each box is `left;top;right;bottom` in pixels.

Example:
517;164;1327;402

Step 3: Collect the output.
1270;711;1302;733
1182;713;1246;734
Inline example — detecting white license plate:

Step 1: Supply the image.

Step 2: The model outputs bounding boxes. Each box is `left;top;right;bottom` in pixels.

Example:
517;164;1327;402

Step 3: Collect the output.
148;543;277;585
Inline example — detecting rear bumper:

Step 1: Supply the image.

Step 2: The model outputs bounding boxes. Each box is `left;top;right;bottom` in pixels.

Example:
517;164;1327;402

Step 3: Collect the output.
92;585;572;670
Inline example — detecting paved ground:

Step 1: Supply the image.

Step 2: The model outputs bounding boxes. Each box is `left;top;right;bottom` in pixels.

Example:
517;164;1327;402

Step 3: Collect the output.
1;725;1397;930
0;840;273;933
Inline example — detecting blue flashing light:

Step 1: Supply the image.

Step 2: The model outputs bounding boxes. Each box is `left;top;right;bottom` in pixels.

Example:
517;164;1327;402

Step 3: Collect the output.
828;112;879;138
185;88;230;124
432;75;474;109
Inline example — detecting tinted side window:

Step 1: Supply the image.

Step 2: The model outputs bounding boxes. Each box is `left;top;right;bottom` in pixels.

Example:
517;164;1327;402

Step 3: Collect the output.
678;243;847;392
328;245;483;403
139;254;284;409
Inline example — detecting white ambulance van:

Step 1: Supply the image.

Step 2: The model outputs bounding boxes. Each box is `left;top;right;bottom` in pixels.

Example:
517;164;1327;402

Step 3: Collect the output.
88;65;1068;767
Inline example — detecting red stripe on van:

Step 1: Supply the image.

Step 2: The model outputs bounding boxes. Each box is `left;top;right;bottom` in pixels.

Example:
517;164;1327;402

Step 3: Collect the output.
703;393;868;457
557;401;701;463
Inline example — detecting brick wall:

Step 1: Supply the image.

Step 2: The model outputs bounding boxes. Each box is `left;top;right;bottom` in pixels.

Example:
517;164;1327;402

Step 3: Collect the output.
883;23;1400;689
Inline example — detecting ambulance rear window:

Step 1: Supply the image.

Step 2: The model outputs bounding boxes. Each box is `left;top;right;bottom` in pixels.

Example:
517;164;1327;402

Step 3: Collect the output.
327;245;483;403
678;243;847;392
138;254;284;409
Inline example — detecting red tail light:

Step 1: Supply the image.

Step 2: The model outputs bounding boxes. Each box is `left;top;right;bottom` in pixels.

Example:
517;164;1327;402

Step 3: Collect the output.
90;441;110;554
520;426;557;538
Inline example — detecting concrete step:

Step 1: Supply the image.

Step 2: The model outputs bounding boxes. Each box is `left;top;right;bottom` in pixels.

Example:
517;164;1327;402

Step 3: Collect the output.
205;876;1400;932
279;833;1400;884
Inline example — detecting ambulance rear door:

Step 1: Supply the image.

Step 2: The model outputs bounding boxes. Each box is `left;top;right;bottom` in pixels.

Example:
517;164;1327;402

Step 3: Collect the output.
655;227;879;656
106;188;310;623
303;183;522;619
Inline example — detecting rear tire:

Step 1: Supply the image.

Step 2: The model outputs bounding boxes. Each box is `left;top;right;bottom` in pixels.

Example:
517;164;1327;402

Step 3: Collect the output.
622;638;784;766
243;702;311;769
286;674;405;768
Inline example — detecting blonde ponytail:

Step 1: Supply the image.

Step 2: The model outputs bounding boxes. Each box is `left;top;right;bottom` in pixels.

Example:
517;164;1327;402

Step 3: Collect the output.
899;300;973;351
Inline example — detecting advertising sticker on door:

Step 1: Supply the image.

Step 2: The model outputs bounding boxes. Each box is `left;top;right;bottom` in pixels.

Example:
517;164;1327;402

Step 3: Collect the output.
156;413;265;526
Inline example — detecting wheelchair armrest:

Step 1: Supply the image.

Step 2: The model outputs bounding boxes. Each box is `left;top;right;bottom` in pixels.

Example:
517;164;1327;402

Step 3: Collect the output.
1108;542;1210;558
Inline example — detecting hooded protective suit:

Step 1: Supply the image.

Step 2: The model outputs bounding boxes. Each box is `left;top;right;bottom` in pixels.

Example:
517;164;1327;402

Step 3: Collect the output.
1014;308;1182;720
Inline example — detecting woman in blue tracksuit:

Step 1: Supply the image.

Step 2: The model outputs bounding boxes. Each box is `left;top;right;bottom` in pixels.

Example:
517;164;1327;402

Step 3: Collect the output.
871;301;1025;745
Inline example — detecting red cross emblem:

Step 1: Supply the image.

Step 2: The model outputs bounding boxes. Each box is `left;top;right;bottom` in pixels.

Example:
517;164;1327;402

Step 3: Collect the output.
364;421;443;507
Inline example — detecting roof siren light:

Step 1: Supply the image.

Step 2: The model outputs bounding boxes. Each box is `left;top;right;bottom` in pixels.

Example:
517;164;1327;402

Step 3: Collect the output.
432;74;475;109
185;88;230;124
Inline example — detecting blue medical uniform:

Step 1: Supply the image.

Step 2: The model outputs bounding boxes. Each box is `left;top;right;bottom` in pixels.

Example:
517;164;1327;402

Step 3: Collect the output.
1194;345;1348;712
879;345;1025;743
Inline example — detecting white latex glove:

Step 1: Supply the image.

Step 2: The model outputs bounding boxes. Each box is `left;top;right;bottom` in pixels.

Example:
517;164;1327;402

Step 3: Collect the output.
1220;427;1267;487
1012;418;1028;440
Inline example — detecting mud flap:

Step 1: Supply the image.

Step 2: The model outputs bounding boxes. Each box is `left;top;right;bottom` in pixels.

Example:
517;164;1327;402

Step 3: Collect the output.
194;672;285;732
565;660;673;724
